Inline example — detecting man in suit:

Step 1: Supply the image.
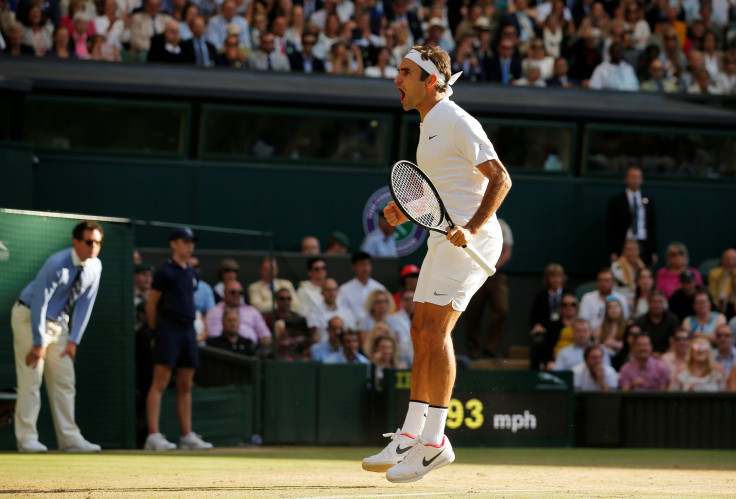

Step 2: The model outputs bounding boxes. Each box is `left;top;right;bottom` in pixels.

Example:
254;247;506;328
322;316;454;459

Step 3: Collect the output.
147;19;189;64
545;57;574;87
606;166;658;266
288;32;325;73
503;0;541;46
484;39;522;84
247;31;291;71
294;0;323;22
129;0;172;60
181;15;216;67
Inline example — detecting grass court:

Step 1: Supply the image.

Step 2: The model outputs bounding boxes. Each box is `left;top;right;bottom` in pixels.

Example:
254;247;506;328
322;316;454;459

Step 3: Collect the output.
1;446;735;498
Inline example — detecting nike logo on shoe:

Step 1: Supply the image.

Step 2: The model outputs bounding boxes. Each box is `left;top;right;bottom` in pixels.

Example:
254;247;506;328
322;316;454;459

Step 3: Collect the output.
422;449;444;467
429;135;438;139
396;444;412;454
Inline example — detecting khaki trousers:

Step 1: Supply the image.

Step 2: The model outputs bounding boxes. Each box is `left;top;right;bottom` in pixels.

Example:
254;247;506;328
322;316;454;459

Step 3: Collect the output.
11;303;82;449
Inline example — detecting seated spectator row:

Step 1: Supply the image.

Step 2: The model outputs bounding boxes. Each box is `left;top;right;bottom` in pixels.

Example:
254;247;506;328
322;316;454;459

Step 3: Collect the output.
528;243;736;392
2;0;735;94
134;249;418;372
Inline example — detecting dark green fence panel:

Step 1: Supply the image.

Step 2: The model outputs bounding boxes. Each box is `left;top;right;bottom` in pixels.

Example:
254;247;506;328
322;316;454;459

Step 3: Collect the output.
261;361;318;444
576;392;736;449
0;143;34;210
317;364;371;445
159;385;254;447
0;210;135;450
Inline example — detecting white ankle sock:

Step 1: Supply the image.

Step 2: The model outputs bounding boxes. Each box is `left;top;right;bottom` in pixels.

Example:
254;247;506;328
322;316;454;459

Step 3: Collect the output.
400;400;428;437
421;406;448;445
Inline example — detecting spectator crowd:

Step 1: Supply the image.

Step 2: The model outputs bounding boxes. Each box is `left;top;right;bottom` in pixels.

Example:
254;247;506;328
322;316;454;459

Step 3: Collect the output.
528;169;736;392
1;0;735;94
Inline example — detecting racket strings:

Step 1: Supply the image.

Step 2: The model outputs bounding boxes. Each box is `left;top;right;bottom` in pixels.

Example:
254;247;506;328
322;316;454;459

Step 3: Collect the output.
391;162;444;228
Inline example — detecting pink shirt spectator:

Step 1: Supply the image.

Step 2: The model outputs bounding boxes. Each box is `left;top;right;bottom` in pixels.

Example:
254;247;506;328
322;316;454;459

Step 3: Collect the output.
619;357;671;390
205;302;271;343
72;32;90;58
655;267;703;298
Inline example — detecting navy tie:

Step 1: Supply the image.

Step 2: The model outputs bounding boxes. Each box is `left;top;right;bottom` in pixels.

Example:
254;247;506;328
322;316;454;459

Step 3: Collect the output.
63;267;83;317
630;195;639;236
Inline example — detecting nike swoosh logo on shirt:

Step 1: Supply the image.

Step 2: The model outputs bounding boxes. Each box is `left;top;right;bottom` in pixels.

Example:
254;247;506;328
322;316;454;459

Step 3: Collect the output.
422;449;444;467
396;444;412;454
429;135;438;139
433;291;447;296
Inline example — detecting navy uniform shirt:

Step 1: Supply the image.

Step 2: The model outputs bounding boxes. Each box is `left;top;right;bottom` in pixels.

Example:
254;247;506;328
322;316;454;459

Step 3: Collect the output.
151;259;198;324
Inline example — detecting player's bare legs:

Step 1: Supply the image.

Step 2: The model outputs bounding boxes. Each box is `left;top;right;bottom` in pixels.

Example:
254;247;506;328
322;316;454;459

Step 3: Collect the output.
410;302;461;405
382;302;458;482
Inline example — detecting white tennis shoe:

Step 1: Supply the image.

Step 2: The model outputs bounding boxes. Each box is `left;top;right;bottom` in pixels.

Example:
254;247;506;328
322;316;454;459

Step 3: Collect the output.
179;432;213;450
143;432;177;451
362;429;417;472
385;435;455;483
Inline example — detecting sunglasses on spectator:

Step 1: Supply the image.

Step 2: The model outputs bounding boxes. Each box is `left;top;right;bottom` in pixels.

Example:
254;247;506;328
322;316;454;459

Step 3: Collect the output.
277;296;292;301
228;290;245;295
84;240;103;247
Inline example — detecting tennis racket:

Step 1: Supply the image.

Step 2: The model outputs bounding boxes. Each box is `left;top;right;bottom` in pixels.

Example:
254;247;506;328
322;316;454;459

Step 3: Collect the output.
388;160;496;277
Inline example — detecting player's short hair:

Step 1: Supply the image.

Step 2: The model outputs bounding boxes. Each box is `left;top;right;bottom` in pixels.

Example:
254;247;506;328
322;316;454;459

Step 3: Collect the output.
411;45;451;93
73;220;103;240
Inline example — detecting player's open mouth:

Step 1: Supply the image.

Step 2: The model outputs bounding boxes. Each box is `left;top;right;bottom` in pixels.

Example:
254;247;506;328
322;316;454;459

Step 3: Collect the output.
398;88;405;103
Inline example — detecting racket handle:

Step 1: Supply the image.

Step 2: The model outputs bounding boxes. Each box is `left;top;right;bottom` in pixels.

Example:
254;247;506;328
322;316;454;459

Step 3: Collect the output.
462;245;496;276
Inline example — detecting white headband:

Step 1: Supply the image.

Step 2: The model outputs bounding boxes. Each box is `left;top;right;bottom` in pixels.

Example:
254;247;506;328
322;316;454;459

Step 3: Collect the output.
404;49;462;96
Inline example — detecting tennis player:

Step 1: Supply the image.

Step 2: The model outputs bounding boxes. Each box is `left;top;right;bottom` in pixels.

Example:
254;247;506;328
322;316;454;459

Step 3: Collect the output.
362;45;512;482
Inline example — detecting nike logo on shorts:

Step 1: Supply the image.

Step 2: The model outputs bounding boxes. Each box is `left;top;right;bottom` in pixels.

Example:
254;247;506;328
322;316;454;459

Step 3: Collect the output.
422;449;444;467
396;445;412;454
429;135;438;139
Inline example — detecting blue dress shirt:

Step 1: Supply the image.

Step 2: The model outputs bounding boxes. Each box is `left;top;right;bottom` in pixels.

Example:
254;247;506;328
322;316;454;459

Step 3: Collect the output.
19;248;102;346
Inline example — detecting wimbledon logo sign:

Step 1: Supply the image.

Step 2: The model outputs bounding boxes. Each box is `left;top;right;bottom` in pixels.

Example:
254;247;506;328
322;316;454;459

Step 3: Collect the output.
362;186;426;257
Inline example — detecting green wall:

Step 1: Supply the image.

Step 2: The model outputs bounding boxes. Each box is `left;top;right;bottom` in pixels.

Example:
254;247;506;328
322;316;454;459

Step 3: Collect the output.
3;146;733;274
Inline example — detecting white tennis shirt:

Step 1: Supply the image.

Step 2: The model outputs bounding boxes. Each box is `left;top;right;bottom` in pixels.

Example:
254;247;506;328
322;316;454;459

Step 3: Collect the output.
416;97;499;227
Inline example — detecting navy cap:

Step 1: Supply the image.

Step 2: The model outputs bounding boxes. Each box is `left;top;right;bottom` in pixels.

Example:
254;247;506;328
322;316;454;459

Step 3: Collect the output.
134;262;154;274
169;226;198;241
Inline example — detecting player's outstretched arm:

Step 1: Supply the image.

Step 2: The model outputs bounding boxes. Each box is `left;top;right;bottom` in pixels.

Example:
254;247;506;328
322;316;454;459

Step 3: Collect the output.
384;201;409;226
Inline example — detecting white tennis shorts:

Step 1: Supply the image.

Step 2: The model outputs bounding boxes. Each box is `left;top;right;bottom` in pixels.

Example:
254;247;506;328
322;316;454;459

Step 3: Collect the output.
414;223;503;311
